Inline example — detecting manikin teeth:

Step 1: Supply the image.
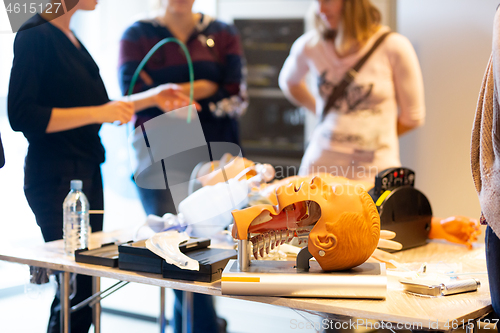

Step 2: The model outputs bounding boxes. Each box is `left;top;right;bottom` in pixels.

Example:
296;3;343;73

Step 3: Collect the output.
263;234;269;255
259;235;265;258
250;229;302;260
251;237;258;259
280;230;286;245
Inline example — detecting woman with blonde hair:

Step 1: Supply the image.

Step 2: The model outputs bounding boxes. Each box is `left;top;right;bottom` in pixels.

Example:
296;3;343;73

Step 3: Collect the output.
279;0;425;182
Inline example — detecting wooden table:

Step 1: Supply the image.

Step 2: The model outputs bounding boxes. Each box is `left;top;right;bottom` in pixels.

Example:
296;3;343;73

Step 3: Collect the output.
0;231;492;333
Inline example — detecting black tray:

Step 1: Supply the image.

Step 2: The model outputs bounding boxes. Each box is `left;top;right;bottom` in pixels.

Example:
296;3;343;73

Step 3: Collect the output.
118;238;210;257
75;242;121;267
75;237;211;269
118;252;163;274
162;248;237;282
118;237;211;274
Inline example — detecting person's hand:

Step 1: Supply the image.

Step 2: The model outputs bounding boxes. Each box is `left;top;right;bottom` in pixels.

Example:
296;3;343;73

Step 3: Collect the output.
428;216;481;250
94;101;134;125
370;230;402;264
154;84;201;112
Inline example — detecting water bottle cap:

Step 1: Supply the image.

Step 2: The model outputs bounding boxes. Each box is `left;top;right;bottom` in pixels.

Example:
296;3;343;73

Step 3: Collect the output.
70;180;83;191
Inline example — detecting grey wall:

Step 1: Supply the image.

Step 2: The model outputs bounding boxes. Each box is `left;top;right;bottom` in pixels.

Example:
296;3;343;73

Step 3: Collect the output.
398;0;498;219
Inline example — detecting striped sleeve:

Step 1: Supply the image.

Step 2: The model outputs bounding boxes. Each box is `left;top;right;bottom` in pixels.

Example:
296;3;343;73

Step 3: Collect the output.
118;23;150;96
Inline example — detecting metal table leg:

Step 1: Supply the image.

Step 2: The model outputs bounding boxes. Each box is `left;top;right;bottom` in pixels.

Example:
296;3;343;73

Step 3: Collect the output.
182;291;193;333
92;276;101;333
160;287;166;333
60;272;71;333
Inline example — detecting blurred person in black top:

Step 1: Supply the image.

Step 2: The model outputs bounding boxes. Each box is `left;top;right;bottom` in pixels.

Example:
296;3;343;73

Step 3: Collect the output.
7;1;194;332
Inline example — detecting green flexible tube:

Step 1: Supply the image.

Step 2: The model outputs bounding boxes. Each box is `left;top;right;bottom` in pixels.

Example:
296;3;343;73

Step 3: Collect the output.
127;37;195;123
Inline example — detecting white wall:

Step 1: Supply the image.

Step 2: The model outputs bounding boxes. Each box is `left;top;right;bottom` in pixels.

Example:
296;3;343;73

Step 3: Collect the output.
193;0;217;17
217;0;312;22
398;0;498;219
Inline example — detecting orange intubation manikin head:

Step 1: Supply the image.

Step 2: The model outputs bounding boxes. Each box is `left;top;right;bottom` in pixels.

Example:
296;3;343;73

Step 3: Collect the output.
231;176;380;271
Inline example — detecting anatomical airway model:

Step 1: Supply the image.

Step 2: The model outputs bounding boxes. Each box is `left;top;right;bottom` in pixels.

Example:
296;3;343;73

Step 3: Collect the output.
232;177;381;271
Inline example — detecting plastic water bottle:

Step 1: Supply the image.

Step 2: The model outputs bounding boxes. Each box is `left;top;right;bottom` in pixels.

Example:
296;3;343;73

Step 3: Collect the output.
63;180;90;255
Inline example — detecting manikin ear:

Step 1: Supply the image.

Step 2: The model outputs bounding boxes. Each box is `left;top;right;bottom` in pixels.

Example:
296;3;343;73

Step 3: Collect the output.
314;232;337;251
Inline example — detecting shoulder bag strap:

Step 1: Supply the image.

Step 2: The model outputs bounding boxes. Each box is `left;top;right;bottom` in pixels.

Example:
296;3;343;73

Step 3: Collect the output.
321;31;391;122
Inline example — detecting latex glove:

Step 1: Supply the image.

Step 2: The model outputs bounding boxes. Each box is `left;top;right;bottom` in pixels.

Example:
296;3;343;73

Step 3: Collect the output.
146;231;199;271
370;230;402;265
428;216;481;250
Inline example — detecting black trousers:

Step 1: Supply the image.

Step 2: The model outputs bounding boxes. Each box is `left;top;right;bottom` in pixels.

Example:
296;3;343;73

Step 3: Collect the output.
486;226;500;318
24;158;104;333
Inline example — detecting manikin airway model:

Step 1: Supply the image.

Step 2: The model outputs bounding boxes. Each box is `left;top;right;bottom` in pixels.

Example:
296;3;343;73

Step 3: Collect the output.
232;176;381;271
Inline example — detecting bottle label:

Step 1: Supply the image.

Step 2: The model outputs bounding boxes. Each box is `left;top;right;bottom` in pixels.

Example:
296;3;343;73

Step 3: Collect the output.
63;212;89;255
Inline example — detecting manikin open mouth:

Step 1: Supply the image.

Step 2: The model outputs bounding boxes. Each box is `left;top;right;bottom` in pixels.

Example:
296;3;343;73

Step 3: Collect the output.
232;176;380;271
247;201;321;259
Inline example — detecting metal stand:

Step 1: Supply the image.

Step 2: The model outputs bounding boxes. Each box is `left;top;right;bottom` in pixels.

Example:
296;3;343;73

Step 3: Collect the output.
296;247;313;272
238;239;250;271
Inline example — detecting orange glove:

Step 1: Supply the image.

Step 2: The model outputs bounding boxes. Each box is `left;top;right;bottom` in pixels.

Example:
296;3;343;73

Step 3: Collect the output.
428;216;481;250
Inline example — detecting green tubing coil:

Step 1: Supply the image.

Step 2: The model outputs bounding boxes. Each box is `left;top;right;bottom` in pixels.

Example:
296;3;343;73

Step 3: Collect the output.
127;37;195;123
